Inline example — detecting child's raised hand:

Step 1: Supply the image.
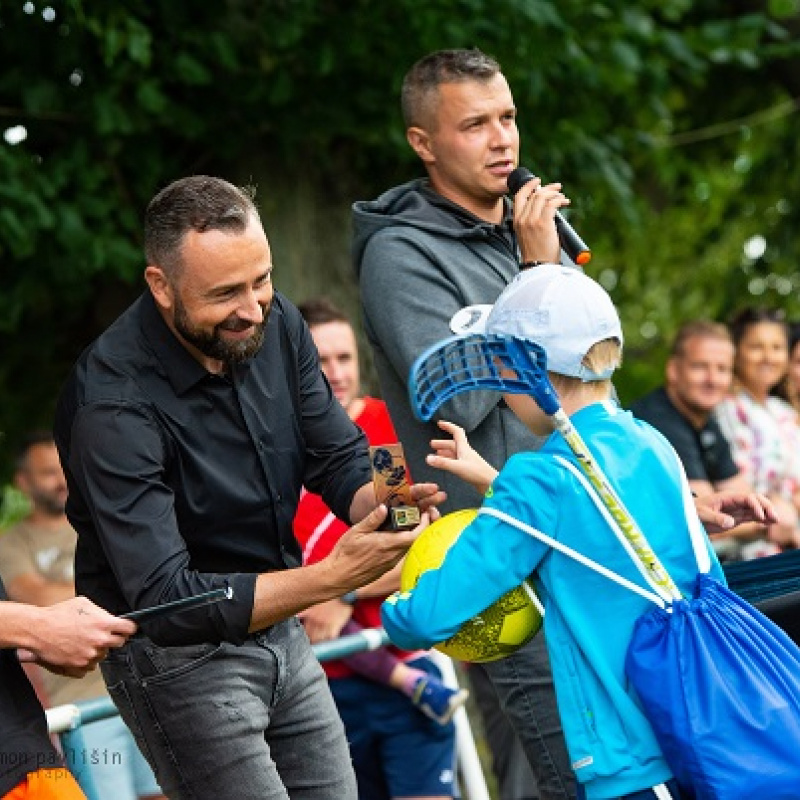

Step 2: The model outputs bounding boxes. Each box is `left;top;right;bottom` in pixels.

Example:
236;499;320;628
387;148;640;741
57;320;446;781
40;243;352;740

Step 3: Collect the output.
426;420;499;496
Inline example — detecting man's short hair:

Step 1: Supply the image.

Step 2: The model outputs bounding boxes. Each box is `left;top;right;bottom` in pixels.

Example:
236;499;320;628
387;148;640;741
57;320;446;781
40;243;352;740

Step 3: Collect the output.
15;430;55;473
670;320;732;359
297;297;351;329
144;176;259;278
401;48;501;129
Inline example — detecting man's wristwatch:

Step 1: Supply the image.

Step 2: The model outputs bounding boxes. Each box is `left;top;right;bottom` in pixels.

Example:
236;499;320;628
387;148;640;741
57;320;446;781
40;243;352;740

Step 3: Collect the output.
340;590;358;605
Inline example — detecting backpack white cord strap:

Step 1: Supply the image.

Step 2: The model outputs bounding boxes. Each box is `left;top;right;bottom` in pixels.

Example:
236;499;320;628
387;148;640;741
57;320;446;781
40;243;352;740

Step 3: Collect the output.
653;783;674;800
521;579;546;617
478;506;667;608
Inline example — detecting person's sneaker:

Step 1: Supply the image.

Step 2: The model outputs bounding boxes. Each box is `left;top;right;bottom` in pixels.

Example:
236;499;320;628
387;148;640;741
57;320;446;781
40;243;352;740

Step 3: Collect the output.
410;675;469;725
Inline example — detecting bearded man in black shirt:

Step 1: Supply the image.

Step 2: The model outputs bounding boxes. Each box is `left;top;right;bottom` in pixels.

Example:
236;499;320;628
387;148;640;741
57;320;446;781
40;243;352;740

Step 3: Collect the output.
54;176;441;800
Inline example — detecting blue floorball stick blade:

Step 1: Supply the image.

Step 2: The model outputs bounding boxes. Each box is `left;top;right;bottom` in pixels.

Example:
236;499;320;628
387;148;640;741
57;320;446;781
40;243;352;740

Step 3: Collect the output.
409;335;560;421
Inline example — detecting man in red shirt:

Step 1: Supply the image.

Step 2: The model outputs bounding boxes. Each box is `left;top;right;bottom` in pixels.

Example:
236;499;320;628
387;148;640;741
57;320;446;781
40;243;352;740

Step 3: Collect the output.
293;298;467;800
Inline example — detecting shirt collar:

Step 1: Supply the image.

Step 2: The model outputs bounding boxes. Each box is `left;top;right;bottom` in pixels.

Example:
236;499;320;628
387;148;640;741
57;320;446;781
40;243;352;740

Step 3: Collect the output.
139;291;217;396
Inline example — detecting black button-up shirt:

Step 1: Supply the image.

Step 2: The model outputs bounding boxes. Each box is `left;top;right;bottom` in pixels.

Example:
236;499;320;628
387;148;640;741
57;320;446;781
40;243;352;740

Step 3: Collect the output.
54;291;371;646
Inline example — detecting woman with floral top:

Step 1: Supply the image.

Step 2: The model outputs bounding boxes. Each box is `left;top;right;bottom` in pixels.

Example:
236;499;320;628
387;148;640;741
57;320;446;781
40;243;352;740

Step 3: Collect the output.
716;307;800;558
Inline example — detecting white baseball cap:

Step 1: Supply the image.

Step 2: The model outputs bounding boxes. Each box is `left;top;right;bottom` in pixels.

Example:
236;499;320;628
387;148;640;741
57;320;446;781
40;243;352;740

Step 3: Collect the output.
448;264;623;381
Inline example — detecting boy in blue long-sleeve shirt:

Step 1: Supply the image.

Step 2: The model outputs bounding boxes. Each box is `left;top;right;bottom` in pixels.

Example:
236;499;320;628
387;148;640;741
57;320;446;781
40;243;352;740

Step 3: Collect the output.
382;264;724;800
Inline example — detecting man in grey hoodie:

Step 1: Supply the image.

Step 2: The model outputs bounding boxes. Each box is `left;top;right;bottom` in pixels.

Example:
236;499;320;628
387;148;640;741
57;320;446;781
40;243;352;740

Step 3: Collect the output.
354;49;576;800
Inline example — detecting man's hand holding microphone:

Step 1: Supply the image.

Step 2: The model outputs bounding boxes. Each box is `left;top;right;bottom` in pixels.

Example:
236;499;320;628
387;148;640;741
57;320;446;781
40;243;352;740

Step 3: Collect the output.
508;166;591;267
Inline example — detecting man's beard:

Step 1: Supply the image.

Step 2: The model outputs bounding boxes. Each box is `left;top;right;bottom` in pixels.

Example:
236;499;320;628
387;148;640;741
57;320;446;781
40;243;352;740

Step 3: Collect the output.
174;297;270;365
31;490;66;517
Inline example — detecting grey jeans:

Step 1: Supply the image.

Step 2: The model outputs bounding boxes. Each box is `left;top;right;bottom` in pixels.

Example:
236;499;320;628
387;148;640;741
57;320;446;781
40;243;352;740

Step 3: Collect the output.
481;634;576;800
101;618;357;800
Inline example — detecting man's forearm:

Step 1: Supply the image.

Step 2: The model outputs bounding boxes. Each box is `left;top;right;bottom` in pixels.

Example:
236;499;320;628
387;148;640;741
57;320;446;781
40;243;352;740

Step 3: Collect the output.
348;481;378;524
0;602;42;649
249;504;420;632
249;566;400;633
249;562;352;632
348;561;402;600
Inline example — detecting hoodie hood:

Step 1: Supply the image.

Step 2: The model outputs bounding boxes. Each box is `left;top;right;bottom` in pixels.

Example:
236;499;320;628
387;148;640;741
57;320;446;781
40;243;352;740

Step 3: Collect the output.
352;179;512;278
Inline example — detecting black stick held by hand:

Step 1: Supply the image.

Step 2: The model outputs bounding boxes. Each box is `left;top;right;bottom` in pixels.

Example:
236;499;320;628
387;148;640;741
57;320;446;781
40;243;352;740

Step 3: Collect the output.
121;587;233;622
508;167;592;266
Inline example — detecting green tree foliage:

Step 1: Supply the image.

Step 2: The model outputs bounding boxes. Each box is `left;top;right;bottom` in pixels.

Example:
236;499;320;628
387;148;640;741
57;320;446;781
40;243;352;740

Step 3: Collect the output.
604;0;800;402
1;0;799;474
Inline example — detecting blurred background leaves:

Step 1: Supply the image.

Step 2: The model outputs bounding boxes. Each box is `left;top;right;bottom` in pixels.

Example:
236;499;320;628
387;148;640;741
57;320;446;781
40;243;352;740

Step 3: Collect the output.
1;0;799;477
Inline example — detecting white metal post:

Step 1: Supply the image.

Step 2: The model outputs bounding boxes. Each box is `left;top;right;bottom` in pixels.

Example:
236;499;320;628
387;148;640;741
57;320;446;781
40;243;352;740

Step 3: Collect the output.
429;650;492;800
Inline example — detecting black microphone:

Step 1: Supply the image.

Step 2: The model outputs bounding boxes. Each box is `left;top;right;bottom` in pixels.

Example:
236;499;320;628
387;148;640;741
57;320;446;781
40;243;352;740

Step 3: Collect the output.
507;167;591;266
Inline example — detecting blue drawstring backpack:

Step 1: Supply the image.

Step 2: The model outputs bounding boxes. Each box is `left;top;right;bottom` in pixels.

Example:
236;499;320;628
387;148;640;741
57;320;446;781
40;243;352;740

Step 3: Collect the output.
627;572;800;799
482;455;800;800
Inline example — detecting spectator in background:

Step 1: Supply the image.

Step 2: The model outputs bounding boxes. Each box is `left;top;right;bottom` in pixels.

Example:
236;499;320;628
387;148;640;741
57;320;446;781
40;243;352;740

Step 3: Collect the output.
293;297;463;800
0;433;166;800
774;321;800;414
631;322;742;496
716;307;800;558
0;578;135;799
630;321;774;561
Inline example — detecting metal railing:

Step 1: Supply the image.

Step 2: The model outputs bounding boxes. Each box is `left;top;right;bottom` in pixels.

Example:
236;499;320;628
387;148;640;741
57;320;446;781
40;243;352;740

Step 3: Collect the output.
46;628;491;800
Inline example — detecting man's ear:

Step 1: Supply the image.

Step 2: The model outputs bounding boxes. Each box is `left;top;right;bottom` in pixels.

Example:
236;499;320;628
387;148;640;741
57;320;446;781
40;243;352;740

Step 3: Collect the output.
406;126;435;165
145;266;174;311
13;470;29;495
665;357;677;388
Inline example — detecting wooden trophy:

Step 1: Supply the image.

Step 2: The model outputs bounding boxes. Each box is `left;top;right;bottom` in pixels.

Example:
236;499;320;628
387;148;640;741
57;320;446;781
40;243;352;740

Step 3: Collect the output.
370;444;421;531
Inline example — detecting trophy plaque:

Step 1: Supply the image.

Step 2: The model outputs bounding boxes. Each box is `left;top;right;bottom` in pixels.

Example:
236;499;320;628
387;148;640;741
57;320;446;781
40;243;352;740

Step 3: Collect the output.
370;444;420;531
